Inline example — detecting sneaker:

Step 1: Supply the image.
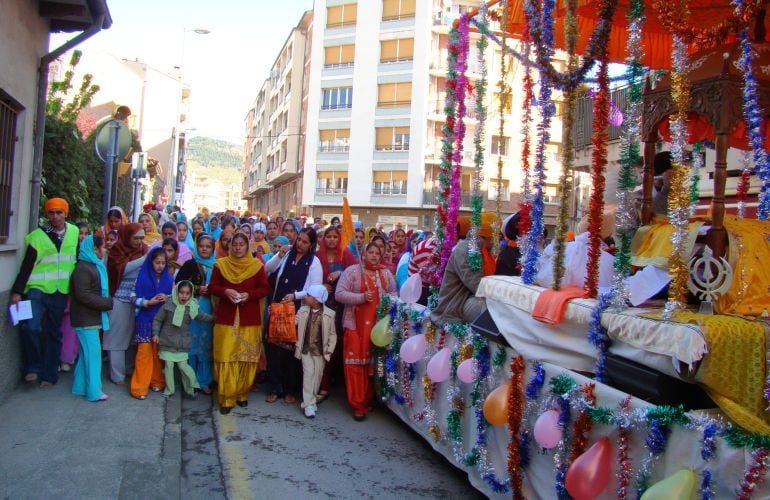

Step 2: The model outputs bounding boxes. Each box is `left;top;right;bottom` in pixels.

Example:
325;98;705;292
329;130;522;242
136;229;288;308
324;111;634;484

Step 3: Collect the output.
304;405;317;419
59;363;72;373
150;386;162;392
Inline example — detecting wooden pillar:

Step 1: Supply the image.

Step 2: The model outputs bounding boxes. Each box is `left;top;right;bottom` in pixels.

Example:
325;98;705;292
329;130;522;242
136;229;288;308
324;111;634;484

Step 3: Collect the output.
709;132;728;258
641;134;657;225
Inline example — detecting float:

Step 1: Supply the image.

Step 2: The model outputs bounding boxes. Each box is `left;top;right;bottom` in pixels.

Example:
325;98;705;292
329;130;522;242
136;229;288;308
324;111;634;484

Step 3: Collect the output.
374;0;770;497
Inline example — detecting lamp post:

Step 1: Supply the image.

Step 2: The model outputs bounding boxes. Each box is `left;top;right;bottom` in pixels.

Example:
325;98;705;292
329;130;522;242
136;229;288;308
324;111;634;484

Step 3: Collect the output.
169;27;210;209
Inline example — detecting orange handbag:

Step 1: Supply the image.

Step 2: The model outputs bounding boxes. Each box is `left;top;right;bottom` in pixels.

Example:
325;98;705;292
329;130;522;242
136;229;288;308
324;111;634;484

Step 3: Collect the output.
268;302;296;343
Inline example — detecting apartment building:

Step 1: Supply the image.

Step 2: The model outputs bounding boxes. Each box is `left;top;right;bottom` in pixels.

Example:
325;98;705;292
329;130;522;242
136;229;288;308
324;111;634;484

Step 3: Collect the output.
297;0;563;231
243;11;312;217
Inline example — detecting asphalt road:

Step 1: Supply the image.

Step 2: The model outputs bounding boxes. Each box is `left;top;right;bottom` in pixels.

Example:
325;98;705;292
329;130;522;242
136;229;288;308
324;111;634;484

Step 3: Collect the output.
181;385;486;499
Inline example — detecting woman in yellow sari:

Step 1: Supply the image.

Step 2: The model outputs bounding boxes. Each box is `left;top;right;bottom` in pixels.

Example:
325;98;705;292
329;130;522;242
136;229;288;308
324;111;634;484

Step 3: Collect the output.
139;212;162;246
208;232;270;414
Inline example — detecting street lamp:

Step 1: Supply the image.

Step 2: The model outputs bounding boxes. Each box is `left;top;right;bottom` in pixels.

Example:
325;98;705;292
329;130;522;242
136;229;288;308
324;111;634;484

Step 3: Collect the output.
169;27;210;209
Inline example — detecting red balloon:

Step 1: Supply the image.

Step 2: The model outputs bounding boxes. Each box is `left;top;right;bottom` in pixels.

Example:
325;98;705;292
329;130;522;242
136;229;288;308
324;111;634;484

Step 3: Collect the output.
565;437;612;500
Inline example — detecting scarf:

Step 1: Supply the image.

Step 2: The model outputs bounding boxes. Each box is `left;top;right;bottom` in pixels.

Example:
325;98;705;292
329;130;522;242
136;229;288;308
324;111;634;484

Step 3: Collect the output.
151;221;193;263
193;235;217;284
214;250;263;285
107;223;147;295
100;205;128;238
215;230;231;258
141;212;162;245
79;235;110;331
481;244;496;277
205;216;222;240
180;223;195;252
134;247;174;323
171;281;199;327
316;241;357;277
274;245;315;303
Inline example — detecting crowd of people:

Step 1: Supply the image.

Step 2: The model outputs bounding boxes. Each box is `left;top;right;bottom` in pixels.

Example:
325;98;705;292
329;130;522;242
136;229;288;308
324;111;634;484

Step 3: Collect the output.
13;197;536;421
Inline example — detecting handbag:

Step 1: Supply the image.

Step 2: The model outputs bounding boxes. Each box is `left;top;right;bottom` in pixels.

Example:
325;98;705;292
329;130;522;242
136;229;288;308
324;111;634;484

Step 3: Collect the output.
268;302;296;343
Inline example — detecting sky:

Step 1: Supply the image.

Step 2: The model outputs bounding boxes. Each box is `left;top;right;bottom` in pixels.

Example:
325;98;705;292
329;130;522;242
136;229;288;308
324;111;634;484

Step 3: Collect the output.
52;0;313;145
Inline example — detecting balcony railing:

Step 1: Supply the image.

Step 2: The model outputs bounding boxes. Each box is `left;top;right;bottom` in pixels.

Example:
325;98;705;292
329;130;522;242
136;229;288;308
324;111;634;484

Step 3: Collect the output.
423;189;472;206
375;143;410;152
324;62;354;70
380;57;414;64
321;103;353;110
372;185;408;196
377;100;412;109
315;188;347;196
383;13;416;22
318;144;350;153
571;85;627;150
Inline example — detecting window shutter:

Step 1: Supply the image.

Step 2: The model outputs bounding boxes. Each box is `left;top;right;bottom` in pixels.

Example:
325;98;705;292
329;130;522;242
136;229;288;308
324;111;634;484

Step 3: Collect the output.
343;3;357;24
327;6;342;25
400;38;414;59
378;83;395;105
382;0;398;18
381;40;397;61
375;127;392;148
325;46;340;65
340;44;355;63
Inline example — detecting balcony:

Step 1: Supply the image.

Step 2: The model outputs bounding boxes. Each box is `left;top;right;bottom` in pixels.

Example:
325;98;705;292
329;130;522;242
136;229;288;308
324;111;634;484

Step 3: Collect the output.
324;62;354;70
267;160;297;185
318;144;350;153
424;147;475;165
571;85;627;150
423;189;471;207
372;185;407;196
315;188;347;196
375;143;409;152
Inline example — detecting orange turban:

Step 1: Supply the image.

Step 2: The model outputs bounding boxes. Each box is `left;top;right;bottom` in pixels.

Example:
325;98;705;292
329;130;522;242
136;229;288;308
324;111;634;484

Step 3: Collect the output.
457;216;471;238
44;198;69;216
477;212;500;238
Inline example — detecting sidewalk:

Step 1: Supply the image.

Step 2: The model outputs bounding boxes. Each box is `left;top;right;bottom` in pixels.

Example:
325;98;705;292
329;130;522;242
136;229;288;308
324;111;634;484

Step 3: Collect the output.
0;369;182;500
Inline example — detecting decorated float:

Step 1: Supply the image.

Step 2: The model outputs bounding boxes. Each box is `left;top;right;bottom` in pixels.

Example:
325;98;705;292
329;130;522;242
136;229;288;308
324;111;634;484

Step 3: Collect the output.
373;0;770;497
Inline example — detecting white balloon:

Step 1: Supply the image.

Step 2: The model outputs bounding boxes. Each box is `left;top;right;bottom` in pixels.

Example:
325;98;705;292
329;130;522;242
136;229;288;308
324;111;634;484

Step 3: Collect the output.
399;273;423;304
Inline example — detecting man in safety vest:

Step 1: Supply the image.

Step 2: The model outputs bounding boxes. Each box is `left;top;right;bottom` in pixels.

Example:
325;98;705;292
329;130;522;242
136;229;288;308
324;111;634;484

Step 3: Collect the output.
10;198;79;386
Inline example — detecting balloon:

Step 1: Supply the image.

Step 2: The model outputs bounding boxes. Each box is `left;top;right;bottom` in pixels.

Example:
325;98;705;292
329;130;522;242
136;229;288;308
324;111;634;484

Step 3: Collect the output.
640;469;697;500
482;382;510;426
400;334;427;363
565;437;613;500
533;410;562;449
370;316;393;347
426;347;451;382
457;358;477;384
399;273;423;303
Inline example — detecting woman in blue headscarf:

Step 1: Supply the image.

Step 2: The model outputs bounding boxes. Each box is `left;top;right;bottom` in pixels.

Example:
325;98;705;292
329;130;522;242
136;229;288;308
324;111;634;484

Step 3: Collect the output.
70;235;113;402
205;215;222;240
175;234;217;394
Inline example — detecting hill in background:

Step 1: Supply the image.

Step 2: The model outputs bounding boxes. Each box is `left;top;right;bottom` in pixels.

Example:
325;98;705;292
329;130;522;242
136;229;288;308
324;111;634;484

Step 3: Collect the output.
186;136;242;170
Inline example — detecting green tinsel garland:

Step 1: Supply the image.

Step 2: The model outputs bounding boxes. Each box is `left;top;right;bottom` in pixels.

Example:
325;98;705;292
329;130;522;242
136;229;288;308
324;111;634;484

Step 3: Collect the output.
550;374;578;395
493;345;508;368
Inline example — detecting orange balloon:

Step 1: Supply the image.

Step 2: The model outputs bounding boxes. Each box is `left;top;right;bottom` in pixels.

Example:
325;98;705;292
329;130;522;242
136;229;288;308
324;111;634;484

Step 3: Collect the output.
483;382;511;426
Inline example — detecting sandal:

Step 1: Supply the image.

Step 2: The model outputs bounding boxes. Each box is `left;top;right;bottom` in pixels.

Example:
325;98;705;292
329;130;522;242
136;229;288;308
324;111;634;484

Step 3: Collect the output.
317;391;329;403
283;395;298;404
265;394;278;403
200;387;213;395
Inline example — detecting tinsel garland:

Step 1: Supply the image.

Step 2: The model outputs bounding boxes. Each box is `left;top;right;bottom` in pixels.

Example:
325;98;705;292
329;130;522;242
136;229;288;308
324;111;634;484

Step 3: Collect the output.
737;448;770;500
663;34;692;320
651;0;764;49
521;361;545;470
526;0;618;93
521;0;555;284
700;422;717;500
738;150;752;218
634;406;688;497
584;57;610;297
587;291;613;383
610;0;644;310
551;375;576;499
437;15;470;285
690;141;704;216
507;356;526;500
616;397;633;499
434;24;460;285
738;26;770;220
517;25;534;259
569;384;597;462
468;3;489;272
551;0;580;290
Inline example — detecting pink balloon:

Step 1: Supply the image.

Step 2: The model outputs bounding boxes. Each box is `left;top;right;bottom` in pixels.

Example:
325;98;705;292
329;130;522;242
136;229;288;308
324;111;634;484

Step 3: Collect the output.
399;334;427;363
457;358;477;384
533;409;562;449
565;437;613;500
426;347;452;382
399;273;423;303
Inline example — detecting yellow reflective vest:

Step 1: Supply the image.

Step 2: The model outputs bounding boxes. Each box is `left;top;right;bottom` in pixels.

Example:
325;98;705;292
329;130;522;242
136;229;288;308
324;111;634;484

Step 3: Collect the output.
24;223;78;294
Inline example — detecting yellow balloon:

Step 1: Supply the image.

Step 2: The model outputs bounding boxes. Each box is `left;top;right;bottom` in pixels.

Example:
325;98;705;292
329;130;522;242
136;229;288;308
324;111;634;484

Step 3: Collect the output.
483;382;511;426
640;469;697;500
371;316;393;347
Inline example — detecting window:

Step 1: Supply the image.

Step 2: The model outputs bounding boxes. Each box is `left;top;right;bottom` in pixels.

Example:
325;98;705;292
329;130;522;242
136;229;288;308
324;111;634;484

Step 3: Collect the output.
377;82;412;108
544;184;559;204
319;128;350;152
375;126;410;151
382;0;416;20
316;171;348;195
327;3;357;28
380;38;414;63
325;44;355;68
373;171;408;195
322;87;353;110
491;135;510;156
487;178;510;201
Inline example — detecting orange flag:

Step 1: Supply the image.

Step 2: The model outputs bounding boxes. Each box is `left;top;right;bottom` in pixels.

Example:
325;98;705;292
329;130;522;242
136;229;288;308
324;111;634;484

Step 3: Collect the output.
340;197;354;251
